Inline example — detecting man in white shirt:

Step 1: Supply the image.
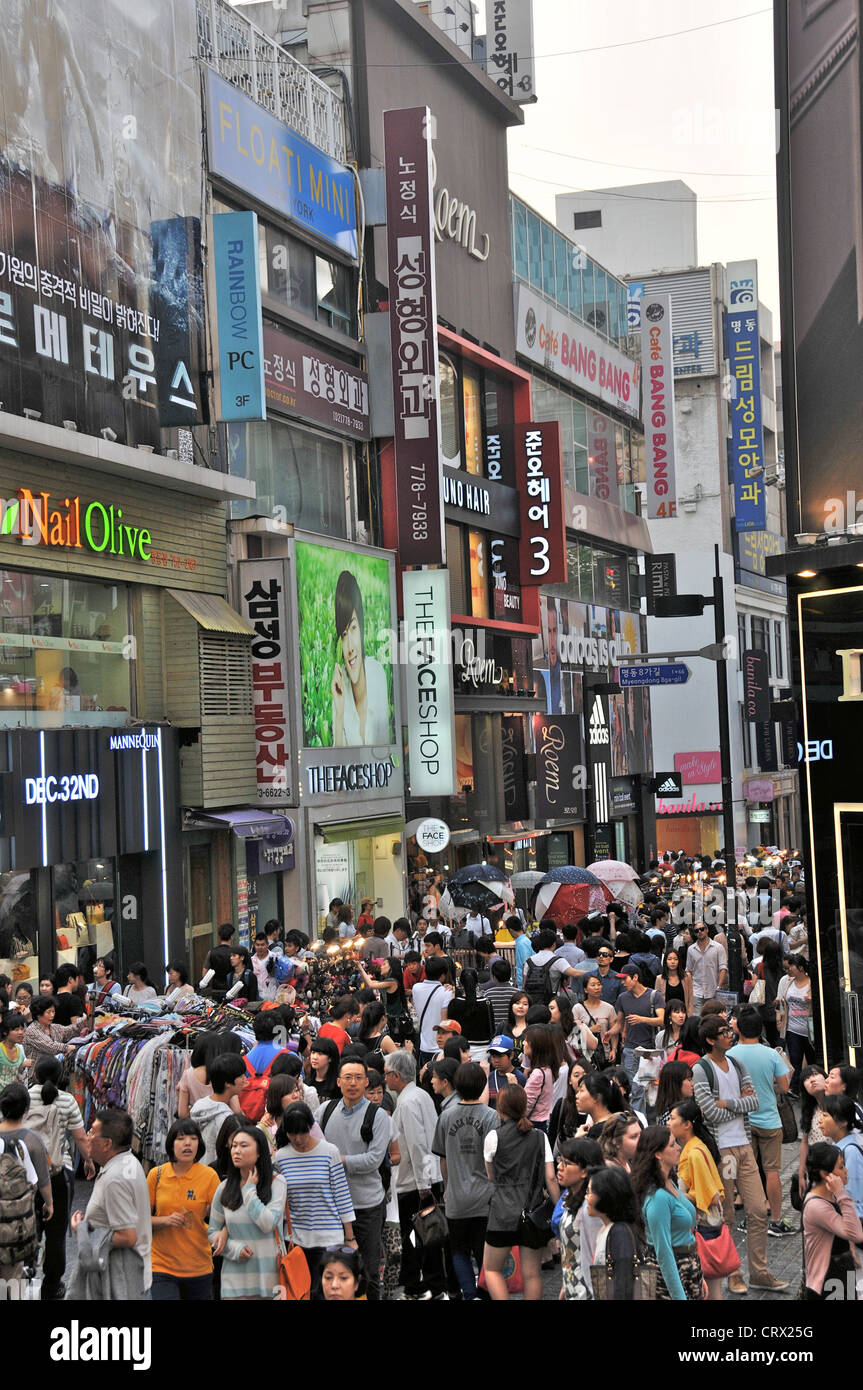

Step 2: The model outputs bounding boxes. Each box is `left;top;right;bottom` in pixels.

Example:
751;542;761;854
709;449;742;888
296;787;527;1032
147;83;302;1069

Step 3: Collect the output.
411;957;453;1064
250;933;278;1001
71;1109;152;1297
384;1049;446;1300
463;911;491;940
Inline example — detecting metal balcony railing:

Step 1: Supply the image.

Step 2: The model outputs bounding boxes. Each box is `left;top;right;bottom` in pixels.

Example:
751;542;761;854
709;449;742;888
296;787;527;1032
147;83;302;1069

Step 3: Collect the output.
196;0;347;164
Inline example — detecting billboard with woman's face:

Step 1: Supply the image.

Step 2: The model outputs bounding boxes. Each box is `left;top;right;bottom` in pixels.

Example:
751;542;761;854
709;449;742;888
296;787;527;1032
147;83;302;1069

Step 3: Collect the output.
295;540;396;749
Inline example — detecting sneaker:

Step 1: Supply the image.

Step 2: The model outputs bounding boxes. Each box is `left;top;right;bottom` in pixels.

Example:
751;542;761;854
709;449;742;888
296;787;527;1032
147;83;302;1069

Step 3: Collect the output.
769;1219;794;1237
750;1273;790;1292
727;1273;747;1295
736;1215;747;1232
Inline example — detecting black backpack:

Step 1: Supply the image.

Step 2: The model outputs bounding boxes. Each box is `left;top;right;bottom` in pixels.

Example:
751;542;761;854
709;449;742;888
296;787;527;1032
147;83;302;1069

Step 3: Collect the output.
524;955;555;1005
320;1099;392;1196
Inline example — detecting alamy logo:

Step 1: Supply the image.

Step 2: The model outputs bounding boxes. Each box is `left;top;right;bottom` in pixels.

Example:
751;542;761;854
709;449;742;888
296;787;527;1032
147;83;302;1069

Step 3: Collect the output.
50;1322;151;1372
656;776;679;794
588;697;608;746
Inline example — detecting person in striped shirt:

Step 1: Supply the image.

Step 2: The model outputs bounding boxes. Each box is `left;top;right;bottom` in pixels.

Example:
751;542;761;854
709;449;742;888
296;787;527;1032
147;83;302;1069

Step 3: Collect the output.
273;1102;356;1297
208;1125;287;1301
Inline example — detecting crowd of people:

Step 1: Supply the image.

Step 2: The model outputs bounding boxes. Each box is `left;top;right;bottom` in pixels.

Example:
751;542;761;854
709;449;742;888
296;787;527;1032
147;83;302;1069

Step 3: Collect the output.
0;851;858;1304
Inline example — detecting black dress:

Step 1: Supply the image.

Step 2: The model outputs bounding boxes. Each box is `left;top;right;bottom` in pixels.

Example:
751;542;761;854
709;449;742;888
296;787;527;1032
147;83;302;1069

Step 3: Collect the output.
662;977;686;1008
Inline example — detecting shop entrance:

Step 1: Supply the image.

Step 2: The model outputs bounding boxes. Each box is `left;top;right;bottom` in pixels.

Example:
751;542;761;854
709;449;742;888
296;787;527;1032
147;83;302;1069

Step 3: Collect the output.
188;842;215;982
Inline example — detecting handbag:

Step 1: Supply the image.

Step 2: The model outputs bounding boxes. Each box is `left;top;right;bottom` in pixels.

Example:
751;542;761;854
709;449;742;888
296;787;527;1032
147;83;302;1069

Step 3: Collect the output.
275;1198;311;1301
590;1224;658;1301
521;1194;555;1236
695;1223;740;1280
749;977;765;1006
777;1090;799;1144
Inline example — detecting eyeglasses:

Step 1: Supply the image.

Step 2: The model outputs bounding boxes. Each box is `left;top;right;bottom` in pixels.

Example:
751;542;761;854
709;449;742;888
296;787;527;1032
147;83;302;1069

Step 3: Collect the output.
717;1026;734;1036
597;952;613;959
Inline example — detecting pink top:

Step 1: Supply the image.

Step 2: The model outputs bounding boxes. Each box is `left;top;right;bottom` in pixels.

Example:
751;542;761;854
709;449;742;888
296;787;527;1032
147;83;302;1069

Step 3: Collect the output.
523;1066;555;1124
803;1192;863;1294
177;1067;212;1106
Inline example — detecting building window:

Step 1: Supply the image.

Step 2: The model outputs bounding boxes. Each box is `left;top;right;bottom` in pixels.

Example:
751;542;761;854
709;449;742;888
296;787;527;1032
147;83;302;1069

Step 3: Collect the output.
773;621;785;680
0;570;131;729
573;210;602;230
228;417;350;538
446;524;468;614
751;615;769;652
462;364;482;476
438;354;462;467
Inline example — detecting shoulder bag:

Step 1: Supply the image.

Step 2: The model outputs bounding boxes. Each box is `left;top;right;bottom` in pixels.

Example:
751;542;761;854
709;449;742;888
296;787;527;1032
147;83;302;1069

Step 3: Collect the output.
521;1130;555;1236
776;1088;799;1144
275;1197;311;1301
590;1223;658;1301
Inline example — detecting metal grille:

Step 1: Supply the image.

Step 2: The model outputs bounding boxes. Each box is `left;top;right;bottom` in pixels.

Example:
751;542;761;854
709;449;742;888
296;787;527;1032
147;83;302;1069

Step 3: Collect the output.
199;632;253;718
196;0;346;163
641;269;717;378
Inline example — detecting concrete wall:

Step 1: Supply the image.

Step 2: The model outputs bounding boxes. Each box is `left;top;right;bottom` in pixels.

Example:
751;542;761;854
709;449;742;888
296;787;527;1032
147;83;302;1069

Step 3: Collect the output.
555;181;698;280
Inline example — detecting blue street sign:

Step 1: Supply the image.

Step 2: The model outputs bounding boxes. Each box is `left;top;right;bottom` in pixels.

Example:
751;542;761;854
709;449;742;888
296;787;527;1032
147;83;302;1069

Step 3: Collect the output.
616;663;690;687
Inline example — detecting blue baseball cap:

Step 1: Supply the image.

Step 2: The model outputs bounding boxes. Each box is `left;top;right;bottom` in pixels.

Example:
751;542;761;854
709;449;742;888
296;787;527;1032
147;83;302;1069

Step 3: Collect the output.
489;1034;515;1053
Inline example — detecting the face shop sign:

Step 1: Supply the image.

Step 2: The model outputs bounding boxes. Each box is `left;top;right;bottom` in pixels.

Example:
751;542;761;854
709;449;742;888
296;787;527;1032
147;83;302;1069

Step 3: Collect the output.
305;758;398;796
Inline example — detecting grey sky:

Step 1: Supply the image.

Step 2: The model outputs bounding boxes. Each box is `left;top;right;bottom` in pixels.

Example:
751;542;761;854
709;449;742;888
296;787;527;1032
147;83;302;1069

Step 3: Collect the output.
504;1;779;321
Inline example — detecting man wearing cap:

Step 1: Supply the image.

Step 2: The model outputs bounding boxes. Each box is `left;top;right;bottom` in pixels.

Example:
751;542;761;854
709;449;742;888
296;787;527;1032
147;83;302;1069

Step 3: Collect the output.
486;1036;525;1104
616;964;665;1110
417;1018;463;1088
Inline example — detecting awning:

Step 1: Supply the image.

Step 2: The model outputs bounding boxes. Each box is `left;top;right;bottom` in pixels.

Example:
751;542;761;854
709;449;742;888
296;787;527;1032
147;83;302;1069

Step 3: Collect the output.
168;589;255;636
194;809;294;839
454;696;547;714
316;816;405;844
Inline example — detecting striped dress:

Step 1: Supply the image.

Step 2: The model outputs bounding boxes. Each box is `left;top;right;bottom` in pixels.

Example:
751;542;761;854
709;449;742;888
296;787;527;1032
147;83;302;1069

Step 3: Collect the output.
208;1173;287;1300
273;1139;355;1249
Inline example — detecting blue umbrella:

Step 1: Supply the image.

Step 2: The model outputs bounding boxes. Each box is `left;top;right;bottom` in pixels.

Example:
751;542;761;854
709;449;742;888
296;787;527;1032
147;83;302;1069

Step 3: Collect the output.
540;865;603;886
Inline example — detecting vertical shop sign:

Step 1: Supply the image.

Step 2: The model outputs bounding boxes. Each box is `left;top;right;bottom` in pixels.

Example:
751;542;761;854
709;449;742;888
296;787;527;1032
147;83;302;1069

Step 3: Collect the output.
641;292;677;519
515;421;566;585
485;0;537;103
532;713;586;822
402;569;456;796
239;560;293;804
725;305;766;532
501;715;530;821
212;211;265;422
742;648;771;724
383;107;444;566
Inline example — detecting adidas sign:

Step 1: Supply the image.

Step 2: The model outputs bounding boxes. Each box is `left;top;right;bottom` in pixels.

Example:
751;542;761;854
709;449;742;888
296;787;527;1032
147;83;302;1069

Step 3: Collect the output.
588;697;609;746
656;776;679;794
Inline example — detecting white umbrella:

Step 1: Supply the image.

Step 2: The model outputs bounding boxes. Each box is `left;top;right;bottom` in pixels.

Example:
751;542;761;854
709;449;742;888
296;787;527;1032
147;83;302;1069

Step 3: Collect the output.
510;870;545;889
587;859;643;909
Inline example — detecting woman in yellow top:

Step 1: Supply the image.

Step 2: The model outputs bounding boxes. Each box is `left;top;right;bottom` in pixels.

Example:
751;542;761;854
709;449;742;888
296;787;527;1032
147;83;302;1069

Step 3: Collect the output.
668;1098;727;1301
146;1118;220;1301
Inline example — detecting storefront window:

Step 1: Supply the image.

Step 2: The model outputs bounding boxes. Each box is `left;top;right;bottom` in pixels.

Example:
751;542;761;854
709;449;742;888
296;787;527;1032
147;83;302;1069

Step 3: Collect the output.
316;257;353;335
260;221;316;318
229;417;349;538
54;860;117;983
0;870;38;988
0;570;131;728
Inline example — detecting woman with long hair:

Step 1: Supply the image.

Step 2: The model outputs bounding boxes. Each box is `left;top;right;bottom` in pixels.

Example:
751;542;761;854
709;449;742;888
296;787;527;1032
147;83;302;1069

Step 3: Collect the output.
522;1025;559;1133
482;1082;560;1300
669;1099;728;1301
548;1059;592;1152
665;1016;703;1068
124;961;157;1005
506;990;531;1066
655;946;693;1014
755;938;784;1046
599;1111;642;1172
783;955;815;1096
585;1165;641;1300
554;1135;603;1301
208;1124;287;1300
444;967;495;1059
630;1124;702;1301
25;1055;92;1300
573;972;619;1066
358;955;409;1026
304;1036;341;1102
802;1142;863;1300
574;1071;626;1139
356;1000;397;1074
799;1064;829;1199
655;1000;688;1054
654;1060;695;1125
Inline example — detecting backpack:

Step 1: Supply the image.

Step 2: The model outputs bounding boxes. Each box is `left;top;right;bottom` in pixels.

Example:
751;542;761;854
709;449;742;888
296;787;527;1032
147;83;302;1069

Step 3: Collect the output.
0;1138;38;1266
320;1099;392;1196
523;955;555;1005
238;1051;286;1122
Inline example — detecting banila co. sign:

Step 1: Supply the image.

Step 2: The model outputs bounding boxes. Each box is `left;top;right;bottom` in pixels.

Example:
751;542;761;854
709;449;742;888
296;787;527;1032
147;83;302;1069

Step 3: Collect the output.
430;153;490;261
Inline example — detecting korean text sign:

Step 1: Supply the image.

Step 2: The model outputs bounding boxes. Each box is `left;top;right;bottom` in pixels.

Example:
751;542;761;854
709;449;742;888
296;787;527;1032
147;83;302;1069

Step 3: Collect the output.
641;292;677;519
239;560;293;804
206;72;358;260
515;421;566;586
383;107;445;567
725;309;766;532
213;212;265;422
485;0;536;103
